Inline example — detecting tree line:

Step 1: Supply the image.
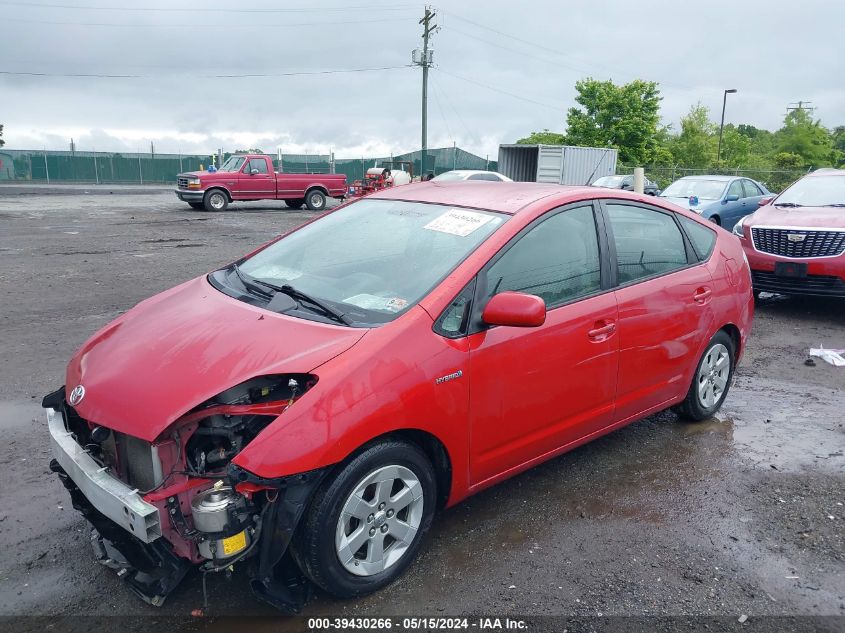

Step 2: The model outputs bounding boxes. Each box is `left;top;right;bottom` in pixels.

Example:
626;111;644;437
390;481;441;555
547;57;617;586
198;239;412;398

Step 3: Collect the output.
517;79;844;190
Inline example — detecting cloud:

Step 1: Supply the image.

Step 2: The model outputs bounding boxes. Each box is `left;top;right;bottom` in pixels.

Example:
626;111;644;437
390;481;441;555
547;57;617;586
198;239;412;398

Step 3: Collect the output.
1;0;842;159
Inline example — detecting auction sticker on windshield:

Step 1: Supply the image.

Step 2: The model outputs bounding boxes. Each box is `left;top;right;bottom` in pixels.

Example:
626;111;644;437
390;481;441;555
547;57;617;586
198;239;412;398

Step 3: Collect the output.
424;209;495;237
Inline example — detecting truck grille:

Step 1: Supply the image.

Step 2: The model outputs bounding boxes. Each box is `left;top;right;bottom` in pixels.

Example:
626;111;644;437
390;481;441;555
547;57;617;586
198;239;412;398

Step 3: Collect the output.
177;176;189;188
751;227;845;259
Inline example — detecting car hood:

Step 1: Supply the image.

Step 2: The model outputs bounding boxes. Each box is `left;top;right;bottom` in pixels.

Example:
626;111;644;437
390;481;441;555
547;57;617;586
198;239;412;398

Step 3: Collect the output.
660;196;718;211
65;276;367;441
178;170;240;179
749;204;845;228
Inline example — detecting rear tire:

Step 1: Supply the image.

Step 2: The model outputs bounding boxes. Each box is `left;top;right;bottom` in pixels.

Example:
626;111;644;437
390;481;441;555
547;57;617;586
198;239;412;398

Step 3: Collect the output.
676;330;735;422
285;198;304;210
708;215;721;226
291;440;436;598
203;189;228;212
305;189;327;211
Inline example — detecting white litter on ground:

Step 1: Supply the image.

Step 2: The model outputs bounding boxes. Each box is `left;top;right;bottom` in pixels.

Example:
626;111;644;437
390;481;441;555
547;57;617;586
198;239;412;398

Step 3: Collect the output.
809;347;845;367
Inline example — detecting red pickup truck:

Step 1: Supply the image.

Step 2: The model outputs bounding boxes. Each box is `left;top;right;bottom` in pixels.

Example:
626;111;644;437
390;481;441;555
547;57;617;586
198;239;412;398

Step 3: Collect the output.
175;154;347;212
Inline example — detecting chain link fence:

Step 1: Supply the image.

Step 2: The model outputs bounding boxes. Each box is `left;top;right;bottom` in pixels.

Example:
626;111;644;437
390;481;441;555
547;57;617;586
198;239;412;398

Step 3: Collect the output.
0;146;497;185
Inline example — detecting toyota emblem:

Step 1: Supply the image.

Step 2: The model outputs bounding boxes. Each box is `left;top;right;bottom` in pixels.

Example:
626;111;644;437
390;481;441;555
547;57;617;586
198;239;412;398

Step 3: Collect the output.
68;385;86;406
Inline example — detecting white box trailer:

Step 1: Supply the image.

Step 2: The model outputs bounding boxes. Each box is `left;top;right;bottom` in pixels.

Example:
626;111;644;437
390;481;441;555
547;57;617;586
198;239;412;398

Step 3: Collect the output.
498;144;618;185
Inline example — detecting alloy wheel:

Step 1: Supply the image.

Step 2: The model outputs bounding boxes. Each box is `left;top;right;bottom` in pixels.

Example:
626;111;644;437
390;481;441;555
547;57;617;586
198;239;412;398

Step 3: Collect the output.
697;343;730;408
335;464;424;577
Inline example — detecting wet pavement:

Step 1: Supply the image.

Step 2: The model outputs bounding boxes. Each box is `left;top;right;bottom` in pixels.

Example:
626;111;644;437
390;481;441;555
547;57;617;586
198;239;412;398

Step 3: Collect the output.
0;190;842;629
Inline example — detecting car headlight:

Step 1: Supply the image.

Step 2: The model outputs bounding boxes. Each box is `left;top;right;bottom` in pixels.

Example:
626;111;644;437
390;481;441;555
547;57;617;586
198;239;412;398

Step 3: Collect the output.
733;216;749;237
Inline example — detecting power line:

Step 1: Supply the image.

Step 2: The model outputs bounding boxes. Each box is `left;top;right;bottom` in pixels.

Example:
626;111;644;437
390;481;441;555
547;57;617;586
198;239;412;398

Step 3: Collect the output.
441;10;695;92
0;65;412;79
434;67;567;114
3;15;414;28
431;73;481;147
442;24;593;76
0;0;417;12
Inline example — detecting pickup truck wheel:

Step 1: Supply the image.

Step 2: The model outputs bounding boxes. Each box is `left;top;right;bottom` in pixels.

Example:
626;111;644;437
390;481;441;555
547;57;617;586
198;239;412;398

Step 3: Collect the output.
291;440;436;598
285;198;304;210
203;189;228;212
305;190;327;211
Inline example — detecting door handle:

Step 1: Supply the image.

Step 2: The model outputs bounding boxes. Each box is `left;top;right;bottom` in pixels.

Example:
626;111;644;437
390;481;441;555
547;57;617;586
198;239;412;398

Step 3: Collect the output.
693;287;712;303
587;322;616;339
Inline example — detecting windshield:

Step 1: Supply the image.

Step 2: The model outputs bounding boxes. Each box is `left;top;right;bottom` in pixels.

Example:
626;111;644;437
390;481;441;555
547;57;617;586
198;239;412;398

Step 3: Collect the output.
592;175;626;187
661;179;726;200
232;199;506;325
432;171;467;181
775;174;845;207
219;156;247;172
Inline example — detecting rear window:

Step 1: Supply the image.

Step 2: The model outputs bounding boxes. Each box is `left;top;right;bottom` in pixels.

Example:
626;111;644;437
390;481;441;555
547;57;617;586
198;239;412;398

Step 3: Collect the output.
678;215;717;261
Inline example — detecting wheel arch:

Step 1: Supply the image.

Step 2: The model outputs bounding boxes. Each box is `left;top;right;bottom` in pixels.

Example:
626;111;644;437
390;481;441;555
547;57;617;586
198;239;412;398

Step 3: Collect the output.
204;185;232;202
334;428;453;511
305;184;329;197
719;322;742;362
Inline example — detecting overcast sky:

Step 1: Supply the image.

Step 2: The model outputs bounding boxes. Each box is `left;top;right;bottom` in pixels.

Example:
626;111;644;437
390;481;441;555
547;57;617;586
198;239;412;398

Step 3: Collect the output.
1;0;843;159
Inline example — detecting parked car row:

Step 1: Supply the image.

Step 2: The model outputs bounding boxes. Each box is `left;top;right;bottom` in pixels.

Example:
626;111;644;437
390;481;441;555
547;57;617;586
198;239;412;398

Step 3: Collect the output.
591;168;844;297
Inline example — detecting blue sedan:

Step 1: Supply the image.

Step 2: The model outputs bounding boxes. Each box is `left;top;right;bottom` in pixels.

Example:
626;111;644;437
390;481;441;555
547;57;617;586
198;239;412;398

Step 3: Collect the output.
660;175;771;230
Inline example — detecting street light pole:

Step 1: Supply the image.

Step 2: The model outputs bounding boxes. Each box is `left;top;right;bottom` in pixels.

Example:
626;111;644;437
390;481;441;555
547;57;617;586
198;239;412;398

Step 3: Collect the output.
717;88;737;168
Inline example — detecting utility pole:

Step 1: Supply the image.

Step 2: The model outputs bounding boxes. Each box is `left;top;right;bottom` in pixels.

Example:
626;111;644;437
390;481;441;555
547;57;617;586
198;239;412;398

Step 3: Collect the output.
786;101;814;116
717;88;737;168
413;6;436;178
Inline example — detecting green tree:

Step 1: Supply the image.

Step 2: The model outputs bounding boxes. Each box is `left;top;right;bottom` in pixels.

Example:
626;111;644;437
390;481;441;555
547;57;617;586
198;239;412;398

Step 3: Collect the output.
774;109;834;168
564;78;663;164
0;124;4;148
670;103;716;168
516;129;566;145
719;126;752;167
830;126;845;166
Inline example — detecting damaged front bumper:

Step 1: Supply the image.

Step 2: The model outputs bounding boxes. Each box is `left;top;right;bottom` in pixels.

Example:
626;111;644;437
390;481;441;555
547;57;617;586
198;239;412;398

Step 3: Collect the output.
44;389;329;612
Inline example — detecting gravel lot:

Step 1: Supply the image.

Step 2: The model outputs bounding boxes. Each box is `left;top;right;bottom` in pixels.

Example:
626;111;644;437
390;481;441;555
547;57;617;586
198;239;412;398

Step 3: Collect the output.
0;185;842;630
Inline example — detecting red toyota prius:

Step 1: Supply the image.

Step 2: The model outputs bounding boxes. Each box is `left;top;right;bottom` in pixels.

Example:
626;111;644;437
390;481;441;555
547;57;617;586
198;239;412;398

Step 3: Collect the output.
44;182;753;611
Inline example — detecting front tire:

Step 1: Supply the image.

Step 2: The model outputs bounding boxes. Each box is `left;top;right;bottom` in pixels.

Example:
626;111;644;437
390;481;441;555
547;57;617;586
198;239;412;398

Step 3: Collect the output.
676;331;735;421
292;441;436;598
203;189;228;212
305;189;327;211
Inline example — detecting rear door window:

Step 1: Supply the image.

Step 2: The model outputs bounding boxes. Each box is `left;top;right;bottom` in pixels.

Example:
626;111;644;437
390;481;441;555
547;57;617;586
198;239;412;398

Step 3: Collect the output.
677;215;717;261
605;203;689;284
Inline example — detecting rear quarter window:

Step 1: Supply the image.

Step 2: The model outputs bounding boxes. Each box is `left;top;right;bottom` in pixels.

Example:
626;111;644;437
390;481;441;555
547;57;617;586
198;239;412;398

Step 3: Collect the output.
678;215;717;261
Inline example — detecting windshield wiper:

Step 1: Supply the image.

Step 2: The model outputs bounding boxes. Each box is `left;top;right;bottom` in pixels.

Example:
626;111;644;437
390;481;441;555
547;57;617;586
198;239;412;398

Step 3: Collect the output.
823;203;845;207
249;278;351;326
232;263;274;299
773;202;804;207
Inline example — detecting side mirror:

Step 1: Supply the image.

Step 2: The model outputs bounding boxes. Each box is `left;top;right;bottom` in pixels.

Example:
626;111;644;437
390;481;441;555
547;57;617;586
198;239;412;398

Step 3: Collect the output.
481;292;546;328
250;168;260;176
725;194;740;203
758;195;774;207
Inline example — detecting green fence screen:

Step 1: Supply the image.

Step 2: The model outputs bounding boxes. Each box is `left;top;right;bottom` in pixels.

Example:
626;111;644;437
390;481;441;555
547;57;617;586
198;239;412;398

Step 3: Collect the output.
0;147;497;184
